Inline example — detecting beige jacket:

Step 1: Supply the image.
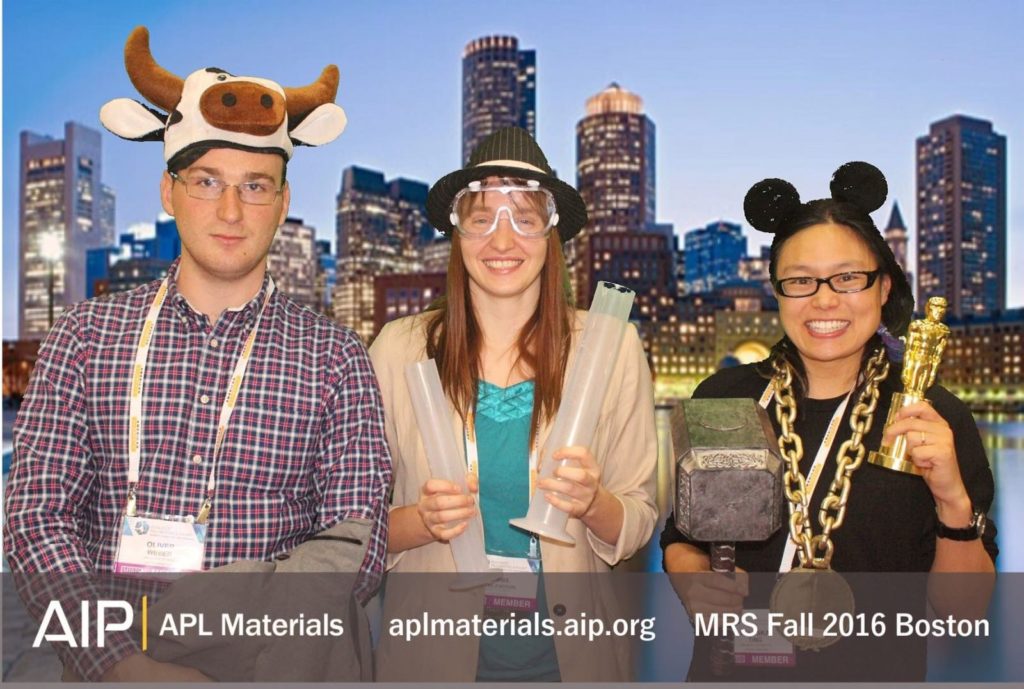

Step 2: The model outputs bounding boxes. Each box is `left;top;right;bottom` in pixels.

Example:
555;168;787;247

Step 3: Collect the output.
369;310;658;681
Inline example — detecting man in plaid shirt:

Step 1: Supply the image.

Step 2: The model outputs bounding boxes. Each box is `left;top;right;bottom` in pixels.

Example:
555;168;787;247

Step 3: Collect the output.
4;27;392;681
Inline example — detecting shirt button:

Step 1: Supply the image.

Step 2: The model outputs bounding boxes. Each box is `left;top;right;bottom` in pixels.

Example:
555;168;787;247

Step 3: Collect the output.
192;454;203;464
209;339;219;348
200;394;210;405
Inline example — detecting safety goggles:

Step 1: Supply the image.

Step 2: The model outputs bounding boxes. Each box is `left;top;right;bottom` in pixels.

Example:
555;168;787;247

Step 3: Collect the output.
449;179;558;238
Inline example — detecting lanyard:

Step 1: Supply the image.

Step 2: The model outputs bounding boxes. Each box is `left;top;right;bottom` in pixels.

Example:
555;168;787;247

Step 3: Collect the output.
126;275;276;522
759;382;852;573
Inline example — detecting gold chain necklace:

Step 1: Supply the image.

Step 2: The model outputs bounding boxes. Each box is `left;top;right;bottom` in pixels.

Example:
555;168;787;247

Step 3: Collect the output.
771;347;889;569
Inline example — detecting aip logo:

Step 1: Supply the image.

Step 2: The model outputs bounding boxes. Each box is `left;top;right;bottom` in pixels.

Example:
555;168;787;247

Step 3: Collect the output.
33;601;134;648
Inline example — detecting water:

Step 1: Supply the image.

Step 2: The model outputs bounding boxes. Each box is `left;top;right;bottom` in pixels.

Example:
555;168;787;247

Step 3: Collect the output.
977;417;1024;571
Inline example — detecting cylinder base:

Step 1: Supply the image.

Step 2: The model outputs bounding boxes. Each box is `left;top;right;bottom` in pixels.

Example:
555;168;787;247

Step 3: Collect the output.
508;517;576;545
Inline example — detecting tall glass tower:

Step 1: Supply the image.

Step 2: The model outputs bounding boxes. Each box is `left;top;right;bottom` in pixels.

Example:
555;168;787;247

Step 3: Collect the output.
916;115;1006;318
573;83;657;304
461;35;536;165
576;83;656;235
19;122;114;339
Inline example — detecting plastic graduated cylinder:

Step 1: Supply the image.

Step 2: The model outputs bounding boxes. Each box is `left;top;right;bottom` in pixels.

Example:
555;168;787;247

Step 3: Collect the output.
404;359;499;589
509;282;636;544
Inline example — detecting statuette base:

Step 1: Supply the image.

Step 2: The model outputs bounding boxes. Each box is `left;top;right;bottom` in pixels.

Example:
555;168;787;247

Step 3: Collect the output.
868;449;924;476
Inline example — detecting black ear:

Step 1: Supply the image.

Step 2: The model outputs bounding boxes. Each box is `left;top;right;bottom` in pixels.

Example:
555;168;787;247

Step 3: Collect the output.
830;161;887;213
743;178;801;234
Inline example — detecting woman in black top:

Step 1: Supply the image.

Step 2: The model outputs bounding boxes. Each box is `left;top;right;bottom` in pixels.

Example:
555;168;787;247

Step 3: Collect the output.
661;163;997;681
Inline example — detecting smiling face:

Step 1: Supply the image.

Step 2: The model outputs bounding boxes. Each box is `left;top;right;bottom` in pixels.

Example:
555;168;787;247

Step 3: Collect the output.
457;180;550;305
775;222;891;380
160;147;289;285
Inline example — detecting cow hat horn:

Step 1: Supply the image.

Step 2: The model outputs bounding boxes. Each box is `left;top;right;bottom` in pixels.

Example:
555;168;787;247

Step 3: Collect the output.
100;26;347;164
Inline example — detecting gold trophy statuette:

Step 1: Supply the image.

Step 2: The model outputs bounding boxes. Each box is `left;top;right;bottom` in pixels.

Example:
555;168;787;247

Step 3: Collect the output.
868;297;950;476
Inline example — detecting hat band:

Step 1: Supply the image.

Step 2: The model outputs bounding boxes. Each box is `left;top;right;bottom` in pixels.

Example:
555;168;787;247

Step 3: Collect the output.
474;159;546;174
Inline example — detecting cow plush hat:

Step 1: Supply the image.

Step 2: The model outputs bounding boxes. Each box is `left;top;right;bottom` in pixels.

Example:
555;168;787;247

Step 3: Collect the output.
100;26;347;166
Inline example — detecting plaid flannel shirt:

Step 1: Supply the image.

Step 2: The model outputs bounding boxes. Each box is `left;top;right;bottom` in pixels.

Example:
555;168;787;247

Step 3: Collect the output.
4;260;393;679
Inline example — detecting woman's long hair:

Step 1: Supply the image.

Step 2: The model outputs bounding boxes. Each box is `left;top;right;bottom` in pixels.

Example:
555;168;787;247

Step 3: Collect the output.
756;199;913;401
425;231;573;444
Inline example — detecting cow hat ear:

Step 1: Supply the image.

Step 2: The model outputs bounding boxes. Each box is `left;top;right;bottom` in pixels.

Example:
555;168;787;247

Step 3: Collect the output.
290;103;347;147
100;98;167;142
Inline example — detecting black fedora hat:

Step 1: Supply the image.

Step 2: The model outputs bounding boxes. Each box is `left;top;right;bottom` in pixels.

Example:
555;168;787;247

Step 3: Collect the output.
426;127;588;242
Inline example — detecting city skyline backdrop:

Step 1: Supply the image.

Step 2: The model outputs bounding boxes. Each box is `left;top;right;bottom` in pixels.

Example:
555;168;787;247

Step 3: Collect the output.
4;0;1023;336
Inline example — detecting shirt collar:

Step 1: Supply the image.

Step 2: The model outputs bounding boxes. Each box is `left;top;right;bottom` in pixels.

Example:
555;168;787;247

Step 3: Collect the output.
165;256;275;331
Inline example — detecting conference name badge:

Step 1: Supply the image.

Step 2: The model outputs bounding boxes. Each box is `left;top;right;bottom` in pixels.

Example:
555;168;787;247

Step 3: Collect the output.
483;554;540;614
733;609;796;668
114;514;207;577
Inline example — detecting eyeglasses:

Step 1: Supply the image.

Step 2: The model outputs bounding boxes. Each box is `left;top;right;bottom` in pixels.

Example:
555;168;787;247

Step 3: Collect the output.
773;270;882;298
169;171;283;206
449;179;558;238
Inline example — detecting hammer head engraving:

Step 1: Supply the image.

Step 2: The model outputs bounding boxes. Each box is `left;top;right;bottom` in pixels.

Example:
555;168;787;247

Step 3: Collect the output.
670;398;783;543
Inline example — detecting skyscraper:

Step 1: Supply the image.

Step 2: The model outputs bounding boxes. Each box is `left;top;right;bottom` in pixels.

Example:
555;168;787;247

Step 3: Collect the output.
462;35;536;164
571;81;684;382
269;217;319;312
576;83;656;235
916;115;1007;318
574;83;657;304
333;166;431;342
19;122;114;339
683;220;747;294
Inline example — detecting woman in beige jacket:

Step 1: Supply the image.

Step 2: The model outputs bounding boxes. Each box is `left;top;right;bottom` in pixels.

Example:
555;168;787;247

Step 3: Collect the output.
369;127;657;681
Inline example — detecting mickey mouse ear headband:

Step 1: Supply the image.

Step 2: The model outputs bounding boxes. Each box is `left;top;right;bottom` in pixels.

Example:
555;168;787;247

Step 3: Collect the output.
743;161;888;234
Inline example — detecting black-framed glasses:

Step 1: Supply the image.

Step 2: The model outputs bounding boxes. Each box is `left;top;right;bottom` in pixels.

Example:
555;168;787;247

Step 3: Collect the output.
773;270;882;298
169;171;283;206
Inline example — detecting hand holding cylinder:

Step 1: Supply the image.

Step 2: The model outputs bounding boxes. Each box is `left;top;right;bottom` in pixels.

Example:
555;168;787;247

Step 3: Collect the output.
536;445;602;518
416;474;479;542
404;359;493;577
509;282;636;543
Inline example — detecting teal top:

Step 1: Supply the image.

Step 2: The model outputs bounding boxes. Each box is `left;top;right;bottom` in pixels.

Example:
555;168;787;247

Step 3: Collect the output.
476;379;535;559
473;380;559;682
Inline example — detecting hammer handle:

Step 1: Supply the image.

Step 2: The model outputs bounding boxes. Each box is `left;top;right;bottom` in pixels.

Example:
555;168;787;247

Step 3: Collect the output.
710;542;736;574
709;542;737;677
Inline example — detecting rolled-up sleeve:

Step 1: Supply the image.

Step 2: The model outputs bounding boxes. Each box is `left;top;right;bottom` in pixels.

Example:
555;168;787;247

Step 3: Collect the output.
316;333;394;594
